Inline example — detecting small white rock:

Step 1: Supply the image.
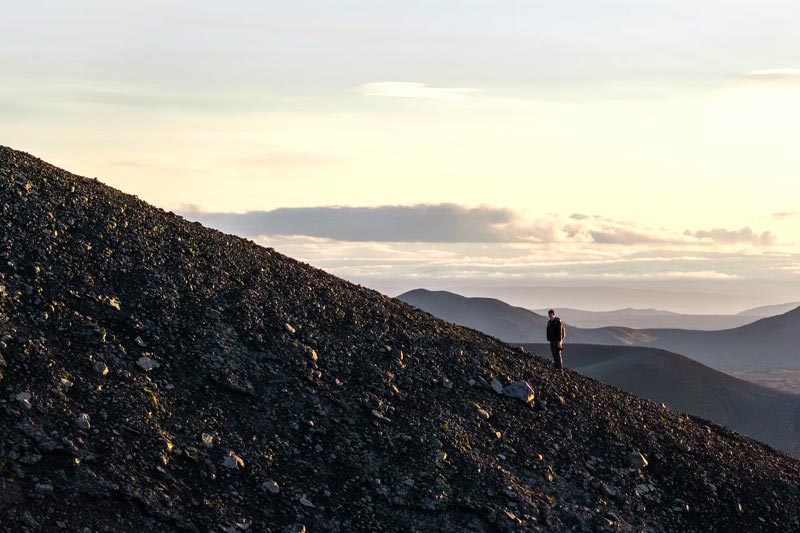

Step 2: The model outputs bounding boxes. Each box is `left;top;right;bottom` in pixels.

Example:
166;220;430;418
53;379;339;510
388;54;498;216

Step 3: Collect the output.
137;357;159;371
75;413;91;430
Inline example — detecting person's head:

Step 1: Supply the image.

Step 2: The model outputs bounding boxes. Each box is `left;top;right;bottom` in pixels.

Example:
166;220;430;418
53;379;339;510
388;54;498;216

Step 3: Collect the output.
548;309;555;319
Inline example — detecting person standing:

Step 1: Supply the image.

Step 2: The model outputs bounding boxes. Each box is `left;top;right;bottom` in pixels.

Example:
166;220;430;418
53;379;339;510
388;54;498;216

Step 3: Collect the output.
546;309;566;370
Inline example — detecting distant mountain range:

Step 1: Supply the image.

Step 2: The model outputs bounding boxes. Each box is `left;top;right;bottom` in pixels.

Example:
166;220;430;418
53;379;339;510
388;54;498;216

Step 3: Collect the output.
397;289;647;345
522;343;800;454
529;307;759;330
632;309;800;371
736;302;800;317
398;289;800;371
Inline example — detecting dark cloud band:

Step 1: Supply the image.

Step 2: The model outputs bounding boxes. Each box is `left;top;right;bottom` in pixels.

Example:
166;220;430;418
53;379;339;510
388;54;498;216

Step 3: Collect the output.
181;204;777;247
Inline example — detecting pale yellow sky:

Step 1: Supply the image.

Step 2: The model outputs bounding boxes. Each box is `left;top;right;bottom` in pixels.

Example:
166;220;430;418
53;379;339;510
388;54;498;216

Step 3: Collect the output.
8;78;798;239
3;1;800;310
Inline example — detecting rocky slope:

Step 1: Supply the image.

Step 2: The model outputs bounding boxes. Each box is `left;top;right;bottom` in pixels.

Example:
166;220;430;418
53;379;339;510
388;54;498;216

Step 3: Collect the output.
1;145;800;532
523;344;800;454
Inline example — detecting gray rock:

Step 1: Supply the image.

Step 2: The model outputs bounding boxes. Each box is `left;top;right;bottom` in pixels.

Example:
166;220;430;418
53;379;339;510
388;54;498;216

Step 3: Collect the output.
283;525;306;533
602;484;617;497
137;357;158;371
221;451;244;470
19;453;42;465
299;495;315;507
490;378;504;394
15;392;32;410
371;409;392;423
93;361;109;375
75;414;91;430
628;452;649;469
261;480;280;494
502;381;535;403
35;483;54;495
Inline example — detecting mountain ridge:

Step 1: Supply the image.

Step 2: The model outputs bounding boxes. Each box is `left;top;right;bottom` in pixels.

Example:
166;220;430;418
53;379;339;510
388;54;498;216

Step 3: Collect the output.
400;288;800;371
2;146;800;531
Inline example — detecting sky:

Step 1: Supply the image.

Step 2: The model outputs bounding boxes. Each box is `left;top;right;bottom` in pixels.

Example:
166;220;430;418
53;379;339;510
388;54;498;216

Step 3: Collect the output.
2;1;800;312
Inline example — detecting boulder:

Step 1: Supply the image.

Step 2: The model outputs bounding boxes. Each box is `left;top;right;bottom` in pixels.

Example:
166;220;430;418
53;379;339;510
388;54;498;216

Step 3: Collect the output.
502;381;535;403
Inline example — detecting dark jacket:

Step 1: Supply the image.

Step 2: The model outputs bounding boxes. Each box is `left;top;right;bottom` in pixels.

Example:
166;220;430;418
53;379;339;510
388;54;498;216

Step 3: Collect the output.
546;317;566;343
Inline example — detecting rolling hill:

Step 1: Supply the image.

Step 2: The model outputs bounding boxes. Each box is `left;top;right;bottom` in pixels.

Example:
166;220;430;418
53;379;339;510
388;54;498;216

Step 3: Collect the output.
737;302;800;317
2;146;800;532
634;308;800;370
401;289;800;372
398;289;651;345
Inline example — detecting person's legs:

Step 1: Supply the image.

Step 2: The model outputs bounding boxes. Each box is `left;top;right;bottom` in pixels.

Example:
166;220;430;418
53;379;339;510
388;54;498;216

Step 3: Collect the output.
550;342;563;370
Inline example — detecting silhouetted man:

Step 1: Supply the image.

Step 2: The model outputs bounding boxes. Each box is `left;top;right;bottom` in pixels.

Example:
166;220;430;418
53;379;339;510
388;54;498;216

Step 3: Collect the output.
546;309;566;370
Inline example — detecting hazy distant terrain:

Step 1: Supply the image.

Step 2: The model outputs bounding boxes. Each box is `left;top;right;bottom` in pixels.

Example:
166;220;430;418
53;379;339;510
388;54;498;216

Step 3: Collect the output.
523;343;800;453
400;288;800;372
398;289;651;345
736;302;800;317
634;308;800;371
730;370;800;395
530;307;758;330
445;285;793;315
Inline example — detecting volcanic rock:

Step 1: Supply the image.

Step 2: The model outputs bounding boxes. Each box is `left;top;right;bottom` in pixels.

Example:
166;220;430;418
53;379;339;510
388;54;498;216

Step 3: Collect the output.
1;146;799;532
502;380;535;403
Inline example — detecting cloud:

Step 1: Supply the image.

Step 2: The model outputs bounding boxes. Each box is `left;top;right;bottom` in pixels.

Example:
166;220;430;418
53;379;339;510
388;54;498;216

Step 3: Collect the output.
772;211;800;220
743;68;800;80
182;204;521;242
356;82;478;100
683;227;776;246
182;204;778;248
